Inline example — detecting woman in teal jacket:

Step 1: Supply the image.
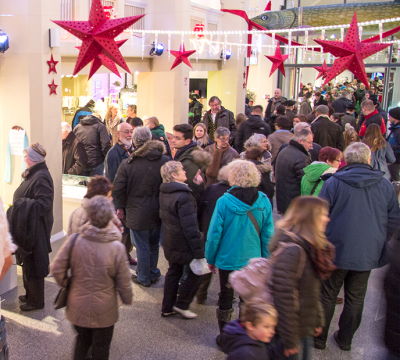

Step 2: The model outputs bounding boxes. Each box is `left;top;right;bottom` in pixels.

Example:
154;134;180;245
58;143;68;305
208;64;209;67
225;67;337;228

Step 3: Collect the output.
205;160;274;344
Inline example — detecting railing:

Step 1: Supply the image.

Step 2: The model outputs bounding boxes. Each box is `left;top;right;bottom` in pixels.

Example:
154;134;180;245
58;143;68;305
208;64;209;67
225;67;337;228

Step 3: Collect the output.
60;0;74;21
124;4;145;31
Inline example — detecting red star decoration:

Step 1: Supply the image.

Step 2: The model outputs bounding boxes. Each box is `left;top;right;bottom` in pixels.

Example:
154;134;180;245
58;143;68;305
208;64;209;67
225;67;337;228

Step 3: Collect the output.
48;80;58;95
52;0;145;76
313;12;390;89
313;59;329;80
47;54;59;74
76;39;127;80
265;44;289;77
243;83;247;89
169;44;196;70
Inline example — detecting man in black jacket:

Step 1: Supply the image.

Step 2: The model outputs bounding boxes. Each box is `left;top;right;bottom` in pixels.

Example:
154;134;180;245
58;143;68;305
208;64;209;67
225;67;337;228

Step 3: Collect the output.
314;91;328;107
71;99;95;129
332;90;353;113
73;114;111;176
114;126;169;287
342;103;357;130
265;89;287;121
234;105;271;153
311;105;344;151
275;129;312;214
387;108;400;182
283;100;296;123
202;96;236;144
61;122;87;175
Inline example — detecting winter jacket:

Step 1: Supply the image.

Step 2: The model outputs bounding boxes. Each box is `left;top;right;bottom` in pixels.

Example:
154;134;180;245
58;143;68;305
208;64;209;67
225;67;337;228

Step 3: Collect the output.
268;130;294;164
62;131;88;175
234;115;271;153
285;109;296;123
205;187;274;270
9;162;53;278
332;97;353;113
105;142;131;210
220;320;269;360
319;164;400;271
299;100;312;116
159;182;204;265
249;160;274;203
71;104;94;129
189;99;203;127
270;230;324;350
369;142;396;180
73;115;111;169
275;140;311;214
265;96;287;120
311;115;345;151
342;113;357;130
301;162;337;196
385;235;400;357
387;122;400;164
314;97;328;107
202;106;236;143
50;223;133;328
114;140;169;231
359;110;386;137
150;124;169;148
358;104;388;132
198;181;231;235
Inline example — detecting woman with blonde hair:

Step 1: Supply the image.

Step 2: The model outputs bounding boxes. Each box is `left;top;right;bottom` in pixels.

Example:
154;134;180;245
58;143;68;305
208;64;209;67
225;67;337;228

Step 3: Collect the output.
105;104;123;145
193;123;213;149
270;196;336;360
205;160;274;345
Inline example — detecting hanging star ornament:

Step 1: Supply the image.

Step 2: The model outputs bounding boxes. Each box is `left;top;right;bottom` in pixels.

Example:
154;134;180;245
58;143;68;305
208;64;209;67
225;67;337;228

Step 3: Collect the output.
313;59;329;80
313;12;390;89
265;44;289;77
169;44;196;70
48;80;58;95
76;39;128;80
52;0;145;76
47;54;59;74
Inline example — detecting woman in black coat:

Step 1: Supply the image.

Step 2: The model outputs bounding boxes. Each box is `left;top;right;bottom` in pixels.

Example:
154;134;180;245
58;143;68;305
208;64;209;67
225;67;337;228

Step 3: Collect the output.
11;143;54;311
159;161;205;319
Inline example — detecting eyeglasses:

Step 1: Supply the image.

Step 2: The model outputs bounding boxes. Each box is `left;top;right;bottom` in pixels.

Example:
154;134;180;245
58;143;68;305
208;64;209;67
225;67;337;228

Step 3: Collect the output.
121;130;134;134
217;137;230;142
304;140;313;145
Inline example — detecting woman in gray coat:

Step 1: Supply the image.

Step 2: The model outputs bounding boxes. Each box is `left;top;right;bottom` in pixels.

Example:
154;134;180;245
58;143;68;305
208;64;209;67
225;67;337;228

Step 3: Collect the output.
51;196;133;360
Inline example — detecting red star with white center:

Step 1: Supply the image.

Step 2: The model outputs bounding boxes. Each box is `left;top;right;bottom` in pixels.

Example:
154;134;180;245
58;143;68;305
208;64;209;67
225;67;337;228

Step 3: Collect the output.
52;0;145;76
47;54;59;74
313;59;329;80
314;12;390;89
48;80;58;95
265;44;289;77
169;44;196;70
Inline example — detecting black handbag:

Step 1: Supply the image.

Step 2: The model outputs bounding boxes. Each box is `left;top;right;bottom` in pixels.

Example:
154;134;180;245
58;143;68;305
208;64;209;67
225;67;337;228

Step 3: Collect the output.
54;234;78;310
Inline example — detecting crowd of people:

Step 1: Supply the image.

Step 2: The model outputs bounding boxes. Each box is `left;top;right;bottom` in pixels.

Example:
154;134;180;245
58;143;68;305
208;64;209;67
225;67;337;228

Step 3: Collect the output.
1;83;400;360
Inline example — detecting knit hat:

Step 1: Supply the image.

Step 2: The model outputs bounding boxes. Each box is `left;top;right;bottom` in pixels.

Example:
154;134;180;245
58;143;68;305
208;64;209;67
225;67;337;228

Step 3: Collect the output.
389;107;400;121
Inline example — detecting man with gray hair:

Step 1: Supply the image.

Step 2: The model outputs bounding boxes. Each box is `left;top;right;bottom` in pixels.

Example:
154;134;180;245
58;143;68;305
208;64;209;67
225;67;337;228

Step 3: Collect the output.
61;122;87;175
201;96;236;144
311;105;344;150
114;126;170;287
315;142;400;351
332;89;353;113
275;128;313;213
204;127;239;186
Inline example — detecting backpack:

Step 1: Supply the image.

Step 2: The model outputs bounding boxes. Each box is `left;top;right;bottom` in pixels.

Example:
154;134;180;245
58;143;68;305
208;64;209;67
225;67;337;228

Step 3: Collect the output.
228;232;307;304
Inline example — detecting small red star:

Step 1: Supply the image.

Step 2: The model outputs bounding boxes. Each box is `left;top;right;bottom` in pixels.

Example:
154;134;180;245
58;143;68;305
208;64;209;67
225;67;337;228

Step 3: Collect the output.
47;54;59;74
314;12;390;89
169;44;196;70
313;59;329;80
48;80;58;95
243;83;247;89
265;44;289;77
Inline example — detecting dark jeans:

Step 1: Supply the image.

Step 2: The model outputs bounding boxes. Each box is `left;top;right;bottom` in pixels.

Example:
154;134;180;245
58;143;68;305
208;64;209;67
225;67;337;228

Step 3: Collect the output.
0;317;9;360
162;262;202;313
316;269;371;346
218;269;234;311
130;228;161;286
82;163;104;176
74;325;114;360
22;267;44;308
286;337;312;360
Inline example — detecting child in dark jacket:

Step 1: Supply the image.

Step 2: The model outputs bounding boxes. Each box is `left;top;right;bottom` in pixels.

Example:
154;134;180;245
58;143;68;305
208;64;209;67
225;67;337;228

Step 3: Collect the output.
220;300;277;360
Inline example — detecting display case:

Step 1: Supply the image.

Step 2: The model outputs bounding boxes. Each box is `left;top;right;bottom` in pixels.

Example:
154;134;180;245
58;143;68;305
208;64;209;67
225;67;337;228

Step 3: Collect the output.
62;174;90;201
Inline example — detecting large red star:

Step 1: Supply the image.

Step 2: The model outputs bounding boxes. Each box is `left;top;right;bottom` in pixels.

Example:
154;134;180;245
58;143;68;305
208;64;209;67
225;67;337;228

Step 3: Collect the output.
265;44;289;77
169;44;196;70
313;59;329;80
47;54;59;74
52;0;144;76
76;39;128;80
314;12;390;89
48;80;58;95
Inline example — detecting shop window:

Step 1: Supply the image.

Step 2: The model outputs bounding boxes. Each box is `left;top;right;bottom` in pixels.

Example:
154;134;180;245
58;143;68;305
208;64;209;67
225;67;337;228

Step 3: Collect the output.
60;0;74;21
191;19;204;39
124;4;145;30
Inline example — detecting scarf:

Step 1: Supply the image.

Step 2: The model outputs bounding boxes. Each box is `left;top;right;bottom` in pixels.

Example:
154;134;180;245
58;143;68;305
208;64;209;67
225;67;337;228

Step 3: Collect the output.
117;138;133;155
174;141;197;160
208;114;216;141
206;144;229;186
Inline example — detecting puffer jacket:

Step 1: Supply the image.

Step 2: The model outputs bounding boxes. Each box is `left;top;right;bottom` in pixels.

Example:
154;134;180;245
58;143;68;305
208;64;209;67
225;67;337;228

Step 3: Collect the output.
301;162;337;196
369;142;396;180
270;230;324;350
50;223;133;328
73;115;111;168
159;182;204;264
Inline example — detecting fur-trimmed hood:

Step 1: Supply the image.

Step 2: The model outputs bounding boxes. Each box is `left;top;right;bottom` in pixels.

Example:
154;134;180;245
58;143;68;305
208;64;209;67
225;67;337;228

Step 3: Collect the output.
179;147;212;168
128;140;166;163
256;162;272;174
